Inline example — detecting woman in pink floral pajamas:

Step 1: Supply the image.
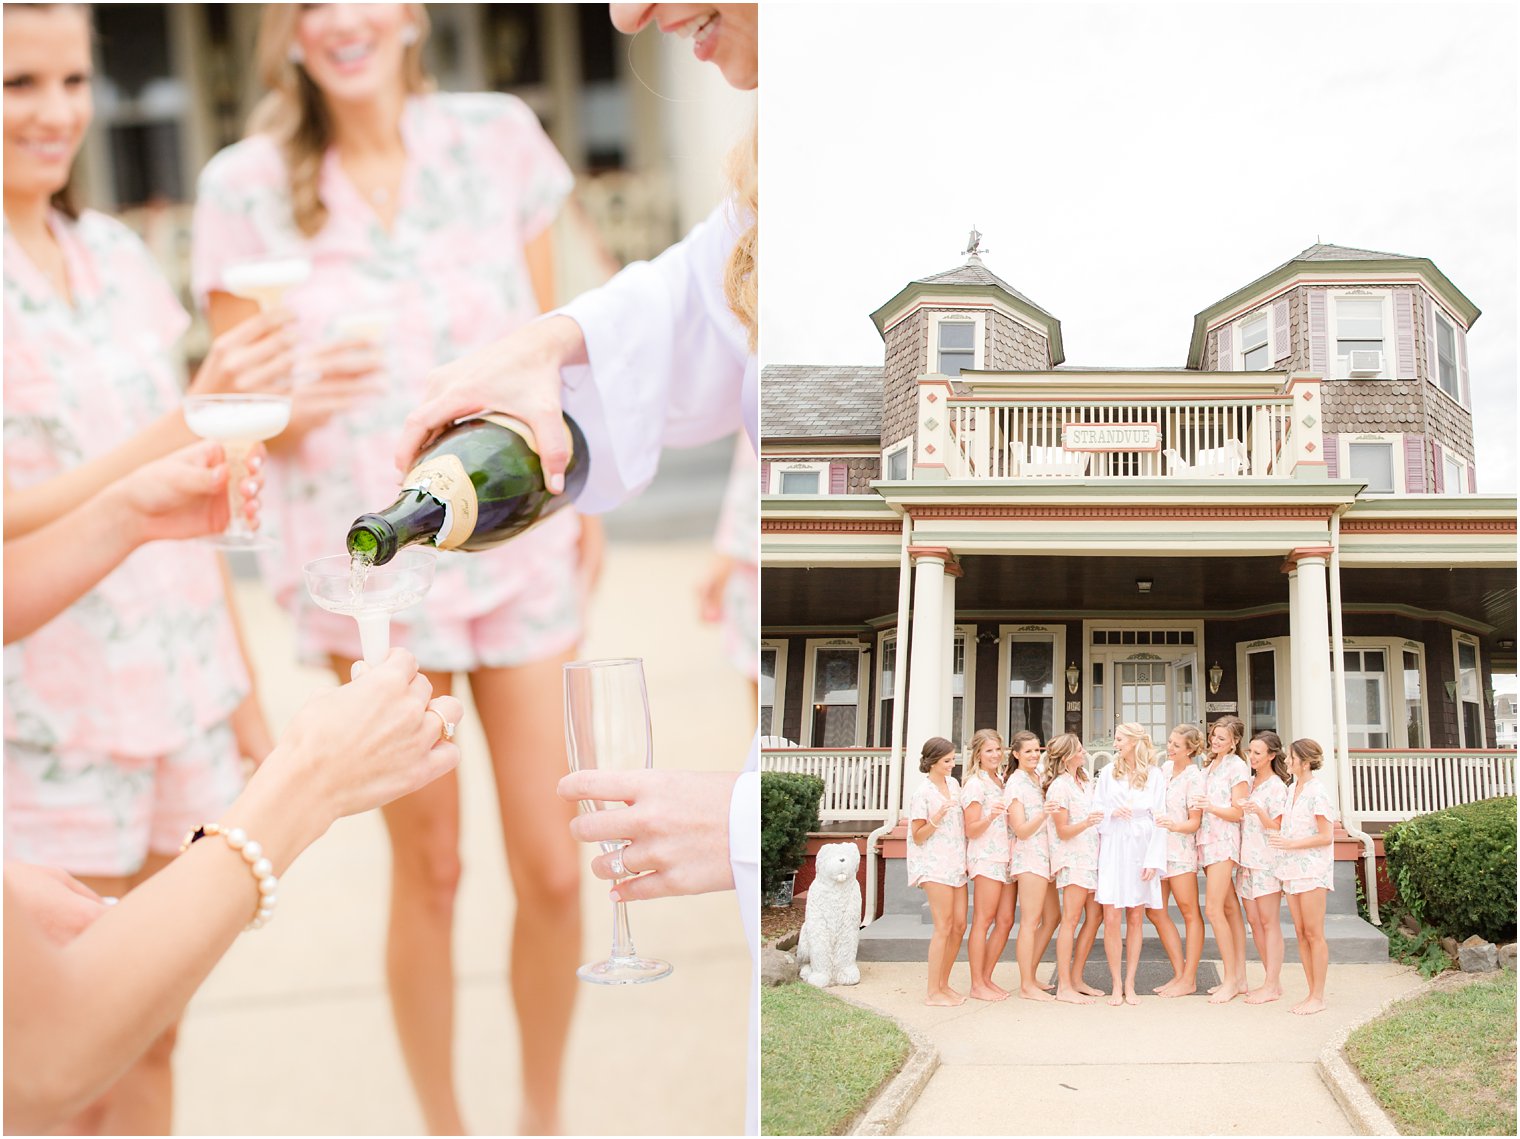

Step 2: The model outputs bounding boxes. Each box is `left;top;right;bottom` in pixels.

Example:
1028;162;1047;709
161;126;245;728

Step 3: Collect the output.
1269;738;1338;1015
191;7;596;1132
2;5;298;1131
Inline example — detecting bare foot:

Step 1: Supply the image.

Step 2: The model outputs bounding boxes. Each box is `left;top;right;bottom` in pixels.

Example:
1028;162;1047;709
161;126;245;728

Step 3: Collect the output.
944;985;966;1004
1207;982;1222;994
1291;997;1326;1016
1124;989;1141;1006
925;991;961;1007
985;980;1012;999
1244;985;1282;1005
969;983;1009;1002
1153;975;1181;994
1056;987;1094;1005
1040;977;1056;991
1208;981;1241;1005
1107;992;1125;1006
1076;981;1105;997
1161;979;1197;998
1019;985;1056;1002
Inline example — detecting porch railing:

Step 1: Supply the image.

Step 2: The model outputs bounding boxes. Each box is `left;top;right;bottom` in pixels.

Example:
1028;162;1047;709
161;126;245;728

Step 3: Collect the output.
942;396;1297;480
1349;749;1517;822
760;748;892;821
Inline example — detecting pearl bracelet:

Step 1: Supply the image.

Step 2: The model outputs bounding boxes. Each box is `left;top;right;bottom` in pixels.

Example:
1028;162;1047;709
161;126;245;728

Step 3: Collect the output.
180;821;279;930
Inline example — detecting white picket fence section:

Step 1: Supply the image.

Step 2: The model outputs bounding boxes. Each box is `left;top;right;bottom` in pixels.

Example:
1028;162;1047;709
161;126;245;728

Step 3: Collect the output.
760;748;892;821
944;397;1296;479
1349;749;1517;822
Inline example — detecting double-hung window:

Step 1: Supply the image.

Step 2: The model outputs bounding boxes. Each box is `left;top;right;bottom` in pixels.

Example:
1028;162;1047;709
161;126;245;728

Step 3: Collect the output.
937;320;975;376
1432;309;1460;401
1335;296;1387;378
1240;314;1270;370
1347;441;1395;493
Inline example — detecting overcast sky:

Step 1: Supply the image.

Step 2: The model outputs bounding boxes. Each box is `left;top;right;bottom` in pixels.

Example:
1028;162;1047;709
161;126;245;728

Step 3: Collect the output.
760;0;1518;493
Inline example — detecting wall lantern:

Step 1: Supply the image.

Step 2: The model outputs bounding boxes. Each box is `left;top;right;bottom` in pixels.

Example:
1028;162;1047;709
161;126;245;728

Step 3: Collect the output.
1136;578;1153;594
1207;661;1224;695
1065;662;1080;694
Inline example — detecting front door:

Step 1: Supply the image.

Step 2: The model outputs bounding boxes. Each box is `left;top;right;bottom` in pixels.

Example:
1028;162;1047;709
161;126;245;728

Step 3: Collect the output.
1116;660;1170;746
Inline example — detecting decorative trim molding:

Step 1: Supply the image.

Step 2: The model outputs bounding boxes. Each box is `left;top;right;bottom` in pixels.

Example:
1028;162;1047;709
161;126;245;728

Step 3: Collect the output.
1341;518;1516;534
905;504;1336;522
763;519;903;534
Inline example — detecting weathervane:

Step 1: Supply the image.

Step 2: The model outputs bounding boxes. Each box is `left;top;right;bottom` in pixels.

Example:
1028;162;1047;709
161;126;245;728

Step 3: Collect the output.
963;226;987;260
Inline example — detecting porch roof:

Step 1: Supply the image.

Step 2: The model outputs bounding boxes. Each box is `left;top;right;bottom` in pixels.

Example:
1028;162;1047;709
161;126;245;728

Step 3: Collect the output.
761;364;883;441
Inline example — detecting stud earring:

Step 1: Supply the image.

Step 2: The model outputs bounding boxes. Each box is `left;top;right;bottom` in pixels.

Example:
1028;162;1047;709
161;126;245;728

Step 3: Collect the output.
400;25;419;46
287;43;305;66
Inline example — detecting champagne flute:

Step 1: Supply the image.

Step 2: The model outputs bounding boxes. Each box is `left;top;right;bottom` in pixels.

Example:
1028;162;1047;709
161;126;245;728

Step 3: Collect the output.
182;393;291;548
564;657;673;985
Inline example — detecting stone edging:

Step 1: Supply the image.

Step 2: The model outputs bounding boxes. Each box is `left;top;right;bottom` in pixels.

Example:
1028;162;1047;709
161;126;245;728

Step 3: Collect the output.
822;990;939;1137
1316;969;1446;1136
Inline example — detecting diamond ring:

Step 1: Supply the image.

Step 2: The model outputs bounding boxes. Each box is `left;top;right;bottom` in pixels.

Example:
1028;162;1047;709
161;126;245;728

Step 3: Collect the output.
427;708;456;743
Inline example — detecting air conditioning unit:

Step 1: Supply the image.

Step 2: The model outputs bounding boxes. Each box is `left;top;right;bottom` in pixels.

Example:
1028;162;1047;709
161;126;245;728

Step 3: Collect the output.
1347;350;1385;378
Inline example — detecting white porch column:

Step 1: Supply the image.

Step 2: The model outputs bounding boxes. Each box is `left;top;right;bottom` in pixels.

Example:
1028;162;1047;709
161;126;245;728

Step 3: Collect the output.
940;565;959;752
1289;549;1335;749
1286;564;1303;731
902;547;949;804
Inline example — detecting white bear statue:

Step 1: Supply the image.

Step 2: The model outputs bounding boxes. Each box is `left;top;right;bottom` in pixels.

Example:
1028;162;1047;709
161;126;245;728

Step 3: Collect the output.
796;842;862;987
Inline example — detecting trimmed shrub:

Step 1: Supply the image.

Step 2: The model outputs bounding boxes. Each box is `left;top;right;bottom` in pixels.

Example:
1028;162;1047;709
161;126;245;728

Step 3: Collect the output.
1384;796;1516;943
761;772;823;898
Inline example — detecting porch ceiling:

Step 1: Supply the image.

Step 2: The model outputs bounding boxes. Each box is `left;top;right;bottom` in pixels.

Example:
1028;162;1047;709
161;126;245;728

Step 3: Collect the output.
761;558;1517;638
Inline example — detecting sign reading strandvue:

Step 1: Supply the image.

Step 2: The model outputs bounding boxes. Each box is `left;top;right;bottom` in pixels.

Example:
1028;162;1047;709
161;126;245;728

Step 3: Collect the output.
1062;424;1162;452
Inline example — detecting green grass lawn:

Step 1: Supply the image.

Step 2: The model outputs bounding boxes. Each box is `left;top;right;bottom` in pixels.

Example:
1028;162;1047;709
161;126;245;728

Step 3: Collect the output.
1346;969;1517;1136
762;982;910;1136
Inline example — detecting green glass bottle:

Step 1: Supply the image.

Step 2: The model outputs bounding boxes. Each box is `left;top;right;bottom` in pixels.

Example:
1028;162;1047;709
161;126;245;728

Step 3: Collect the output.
347;413;589;566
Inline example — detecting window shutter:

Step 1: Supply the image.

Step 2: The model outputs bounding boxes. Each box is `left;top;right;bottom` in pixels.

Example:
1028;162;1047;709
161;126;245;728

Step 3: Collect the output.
1425;296;1440;387
1430;441;1445;492
1457;324;1471;406
1308;289;1328;376
1216;324;1233;370
1273;299;1289;363
829;462;849;495
1325;434;1339;478
1467;461;1477;494
1403;433;1427;493
1395;289;1416;379
760;460;771;493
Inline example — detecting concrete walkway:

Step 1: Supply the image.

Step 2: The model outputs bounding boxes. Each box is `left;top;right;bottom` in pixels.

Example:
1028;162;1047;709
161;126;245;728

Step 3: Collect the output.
840;959;1422;1135
174;536;752;1135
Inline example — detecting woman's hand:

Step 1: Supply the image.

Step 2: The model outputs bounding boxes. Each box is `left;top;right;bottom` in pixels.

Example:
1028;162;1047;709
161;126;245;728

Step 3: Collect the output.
396;315;587;491
1140;867;1157;882
1085;809;1105;828
116;441;265;544
266;650;464;825
1156;816;1175;832
1188;793;1209;813
1266;831;1291;850
188;309;298;397
987;800;1008;820
276;338;387;444
1112;804;1133;821
930;802;951;826
557;769;742;901
1;863;109;947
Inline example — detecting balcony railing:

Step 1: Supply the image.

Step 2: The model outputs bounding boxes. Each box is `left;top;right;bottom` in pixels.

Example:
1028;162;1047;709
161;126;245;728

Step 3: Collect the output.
760;748;892;821
905;372;1325;480
1349;749;1517;822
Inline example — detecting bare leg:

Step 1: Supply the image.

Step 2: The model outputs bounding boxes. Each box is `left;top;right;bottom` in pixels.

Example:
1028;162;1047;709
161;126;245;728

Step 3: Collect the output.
924;883;966;1005
472;657;584;1135
1205;861;1243;1004
70;856;180;1135
983;875;1016;995
1159;872;1204;996
1245;890;1284;1004
1102;904;1125;1005
1032;887;1061;988
1145;877;1184;992
1014;873;1055;1001
1072;896;1105;996
1123;907;1145;1003
967;876;1008;1000
364;663;469;1136
1291;889;1329;1015
1054;884;1094;1004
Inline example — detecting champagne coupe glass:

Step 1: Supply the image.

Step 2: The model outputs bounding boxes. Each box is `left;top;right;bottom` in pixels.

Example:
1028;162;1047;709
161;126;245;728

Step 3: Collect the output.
564;657;673;984
183;393;292;548
222;256;311;312
302;549;436;665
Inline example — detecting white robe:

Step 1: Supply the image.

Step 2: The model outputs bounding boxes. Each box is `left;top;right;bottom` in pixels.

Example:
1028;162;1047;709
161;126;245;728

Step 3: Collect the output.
557;199;759;1135
1093;765;1169;909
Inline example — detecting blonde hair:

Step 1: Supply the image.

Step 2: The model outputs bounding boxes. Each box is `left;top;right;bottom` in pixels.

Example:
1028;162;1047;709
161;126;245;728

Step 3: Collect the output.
1289;737;1324;774
247;4;434;237
1042;733;1085;793
1208;715;1246;762
1112;722;1156;789
1170;724;1205;760
723;118;758;353
1003;729;1039;780
967;728;1004;778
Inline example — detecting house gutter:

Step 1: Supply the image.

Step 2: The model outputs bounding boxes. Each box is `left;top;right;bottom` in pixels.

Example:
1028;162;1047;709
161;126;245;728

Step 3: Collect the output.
863;511;913;928
1328;508;1380;925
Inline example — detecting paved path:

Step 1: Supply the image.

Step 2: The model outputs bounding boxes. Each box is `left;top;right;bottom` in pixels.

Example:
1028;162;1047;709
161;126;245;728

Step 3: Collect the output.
842;959;1422;1135
176;539;752;1135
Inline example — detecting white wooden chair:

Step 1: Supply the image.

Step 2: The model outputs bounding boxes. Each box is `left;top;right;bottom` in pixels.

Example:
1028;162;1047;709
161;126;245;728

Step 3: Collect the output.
1162;438;1248;477
1018;444;1091;478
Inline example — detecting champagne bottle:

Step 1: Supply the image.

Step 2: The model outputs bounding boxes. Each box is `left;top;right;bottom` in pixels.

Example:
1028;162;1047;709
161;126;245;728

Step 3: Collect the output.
347;413;589;565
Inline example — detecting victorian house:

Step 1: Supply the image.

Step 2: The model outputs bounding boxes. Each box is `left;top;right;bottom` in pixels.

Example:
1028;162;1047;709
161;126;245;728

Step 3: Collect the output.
759;242;1517;952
